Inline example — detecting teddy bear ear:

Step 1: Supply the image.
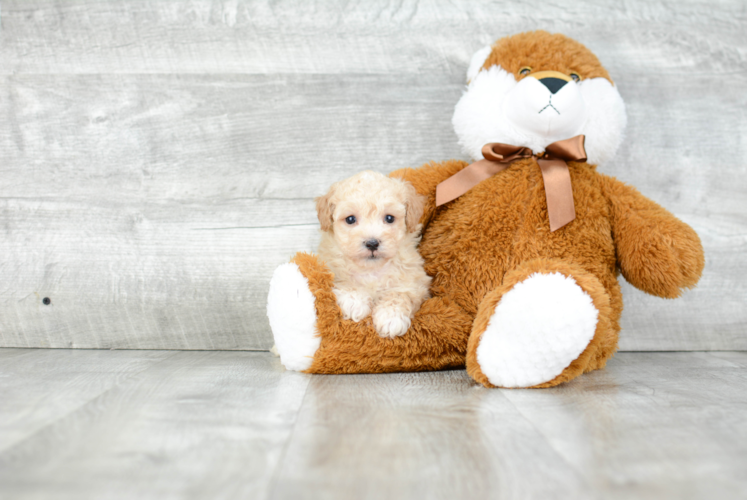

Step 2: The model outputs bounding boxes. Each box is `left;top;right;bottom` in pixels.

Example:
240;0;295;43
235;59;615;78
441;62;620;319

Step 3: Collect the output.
465;45;493;83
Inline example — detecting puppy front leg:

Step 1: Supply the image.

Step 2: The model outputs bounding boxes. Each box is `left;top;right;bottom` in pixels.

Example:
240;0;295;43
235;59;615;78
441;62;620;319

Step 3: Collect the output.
334;287;373;322
372;294;419;339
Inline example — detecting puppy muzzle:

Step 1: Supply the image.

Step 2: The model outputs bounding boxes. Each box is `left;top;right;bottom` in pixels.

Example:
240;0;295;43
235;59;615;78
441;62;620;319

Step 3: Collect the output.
363;238;382;260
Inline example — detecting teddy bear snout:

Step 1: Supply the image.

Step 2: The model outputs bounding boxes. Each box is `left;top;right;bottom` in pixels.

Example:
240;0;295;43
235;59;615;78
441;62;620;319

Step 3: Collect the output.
538;77;568;94
529;70;573;95
502;75;587;140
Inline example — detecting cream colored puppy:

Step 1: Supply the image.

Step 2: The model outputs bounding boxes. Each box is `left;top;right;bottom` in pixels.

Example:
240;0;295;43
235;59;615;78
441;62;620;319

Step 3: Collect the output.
315;171;431;338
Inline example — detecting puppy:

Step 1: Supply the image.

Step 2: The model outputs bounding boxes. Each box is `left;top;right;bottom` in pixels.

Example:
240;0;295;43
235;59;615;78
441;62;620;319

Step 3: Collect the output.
315;171;431;338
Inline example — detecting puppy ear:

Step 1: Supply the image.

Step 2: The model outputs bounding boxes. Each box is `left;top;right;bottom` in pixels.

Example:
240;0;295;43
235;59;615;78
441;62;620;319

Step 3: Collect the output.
315;189;335;232
404;182;425;233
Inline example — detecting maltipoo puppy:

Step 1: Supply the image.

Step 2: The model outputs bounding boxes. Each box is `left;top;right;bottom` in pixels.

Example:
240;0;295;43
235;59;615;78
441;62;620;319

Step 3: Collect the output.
315;171;431;338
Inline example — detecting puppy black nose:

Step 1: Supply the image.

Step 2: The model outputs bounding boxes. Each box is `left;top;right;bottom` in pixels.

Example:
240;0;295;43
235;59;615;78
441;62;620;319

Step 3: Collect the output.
539;77;568;94
365;239;380;251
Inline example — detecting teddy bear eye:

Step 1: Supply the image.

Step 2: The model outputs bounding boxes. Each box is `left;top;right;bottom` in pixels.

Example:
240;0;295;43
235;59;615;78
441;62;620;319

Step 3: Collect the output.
345;216;356;225
570;72;580;82
385;215;395;224
519;66;532;76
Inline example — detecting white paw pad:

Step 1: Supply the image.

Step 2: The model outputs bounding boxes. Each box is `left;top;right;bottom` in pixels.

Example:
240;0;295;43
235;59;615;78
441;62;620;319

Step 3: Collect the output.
266;263;320;371
476;272;599;388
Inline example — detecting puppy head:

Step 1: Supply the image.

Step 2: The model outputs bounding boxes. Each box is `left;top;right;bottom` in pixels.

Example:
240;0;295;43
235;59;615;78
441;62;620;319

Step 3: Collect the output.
315;171;424;265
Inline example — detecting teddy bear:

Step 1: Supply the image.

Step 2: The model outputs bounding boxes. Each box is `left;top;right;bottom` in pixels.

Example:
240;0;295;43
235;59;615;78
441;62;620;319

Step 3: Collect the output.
266;30;704;389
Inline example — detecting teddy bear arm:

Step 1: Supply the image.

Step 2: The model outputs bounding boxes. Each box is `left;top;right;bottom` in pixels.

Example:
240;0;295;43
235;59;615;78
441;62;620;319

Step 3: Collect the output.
390;160;469;227
602;175;705;298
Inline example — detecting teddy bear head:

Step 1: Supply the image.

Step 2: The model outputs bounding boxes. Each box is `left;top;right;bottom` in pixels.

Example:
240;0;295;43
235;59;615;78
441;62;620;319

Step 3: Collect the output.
452;31;626;166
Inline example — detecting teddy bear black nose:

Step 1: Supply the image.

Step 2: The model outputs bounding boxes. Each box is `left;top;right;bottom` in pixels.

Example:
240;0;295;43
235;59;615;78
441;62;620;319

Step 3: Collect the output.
539;77;568;94
365;239;380;251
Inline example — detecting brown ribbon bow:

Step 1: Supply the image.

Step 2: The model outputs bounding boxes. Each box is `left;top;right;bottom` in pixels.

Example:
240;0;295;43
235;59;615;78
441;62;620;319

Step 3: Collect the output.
435;135;587;232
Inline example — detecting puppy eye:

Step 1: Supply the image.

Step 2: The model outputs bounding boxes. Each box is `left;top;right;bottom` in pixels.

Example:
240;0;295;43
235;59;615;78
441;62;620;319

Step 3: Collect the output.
345;216;356;225
384;215;395;224
519;66;532;76
570;72;580;82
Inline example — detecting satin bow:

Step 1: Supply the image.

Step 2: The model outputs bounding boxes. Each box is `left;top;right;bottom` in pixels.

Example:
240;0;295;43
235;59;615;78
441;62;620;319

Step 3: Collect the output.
435;135;587;232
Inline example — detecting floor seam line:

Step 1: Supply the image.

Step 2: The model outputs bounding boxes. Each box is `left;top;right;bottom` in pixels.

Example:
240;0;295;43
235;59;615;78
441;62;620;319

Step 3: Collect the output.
499;389;595;488
264;373;314;500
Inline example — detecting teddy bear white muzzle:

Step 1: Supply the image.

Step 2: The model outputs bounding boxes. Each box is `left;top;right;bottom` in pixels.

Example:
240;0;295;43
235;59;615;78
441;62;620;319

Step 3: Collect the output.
504;73;587;141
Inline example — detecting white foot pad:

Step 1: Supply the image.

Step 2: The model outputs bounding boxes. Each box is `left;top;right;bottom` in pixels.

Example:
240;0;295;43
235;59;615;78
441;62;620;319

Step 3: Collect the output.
266;263;321;371
476;272;599;388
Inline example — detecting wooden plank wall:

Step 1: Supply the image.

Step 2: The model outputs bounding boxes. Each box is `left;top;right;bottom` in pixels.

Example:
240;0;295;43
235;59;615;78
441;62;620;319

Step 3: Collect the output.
0;0;745;351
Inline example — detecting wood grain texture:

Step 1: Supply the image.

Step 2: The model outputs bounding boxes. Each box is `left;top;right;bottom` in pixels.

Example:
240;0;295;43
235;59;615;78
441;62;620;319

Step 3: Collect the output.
270;370;591;499
0;0;743;76
0;197;320;349
1;349;742;499
0;349;176;452
500;352;747;500
0;350;312;500
271;351;747;500
0;74;462;201
707;350;748;368
0;0;744;350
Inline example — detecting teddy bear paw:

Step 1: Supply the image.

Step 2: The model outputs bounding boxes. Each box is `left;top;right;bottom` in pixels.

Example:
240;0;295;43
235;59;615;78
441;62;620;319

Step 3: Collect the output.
266;263;321;371
476;272;599;388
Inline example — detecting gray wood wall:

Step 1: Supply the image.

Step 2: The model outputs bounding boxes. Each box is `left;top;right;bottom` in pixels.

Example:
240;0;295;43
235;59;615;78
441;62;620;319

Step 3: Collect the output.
0;0;745;351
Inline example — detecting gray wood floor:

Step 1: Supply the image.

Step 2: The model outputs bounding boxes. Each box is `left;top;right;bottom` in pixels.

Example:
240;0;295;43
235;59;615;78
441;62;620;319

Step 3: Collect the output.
0;349;744;500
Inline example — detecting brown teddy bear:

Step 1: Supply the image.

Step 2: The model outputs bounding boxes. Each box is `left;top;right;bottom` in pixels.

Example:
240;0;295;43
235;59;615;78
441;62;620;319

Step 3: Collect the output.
267;31;704;388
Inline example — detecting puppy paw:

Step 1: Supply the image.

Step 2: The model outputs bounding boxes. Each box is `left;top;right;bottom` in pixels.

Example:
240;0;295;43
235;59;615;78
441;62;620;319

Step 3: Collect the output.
372;306;412;338
334;289;372;322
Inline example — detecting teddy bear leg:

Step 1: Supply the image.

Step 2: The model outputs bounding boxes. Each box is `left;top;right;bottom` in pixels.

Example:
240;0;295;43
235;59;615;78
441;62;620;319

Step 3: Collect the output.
466;259;617;389
268;252;473;374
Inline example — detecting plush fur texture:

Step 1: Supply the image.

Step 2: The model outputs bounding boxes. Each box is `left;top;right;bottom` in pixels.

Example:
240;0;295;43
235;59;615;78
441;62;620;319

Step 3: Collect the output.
315;171;431;338
293;251;471;374
267;31;705;388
